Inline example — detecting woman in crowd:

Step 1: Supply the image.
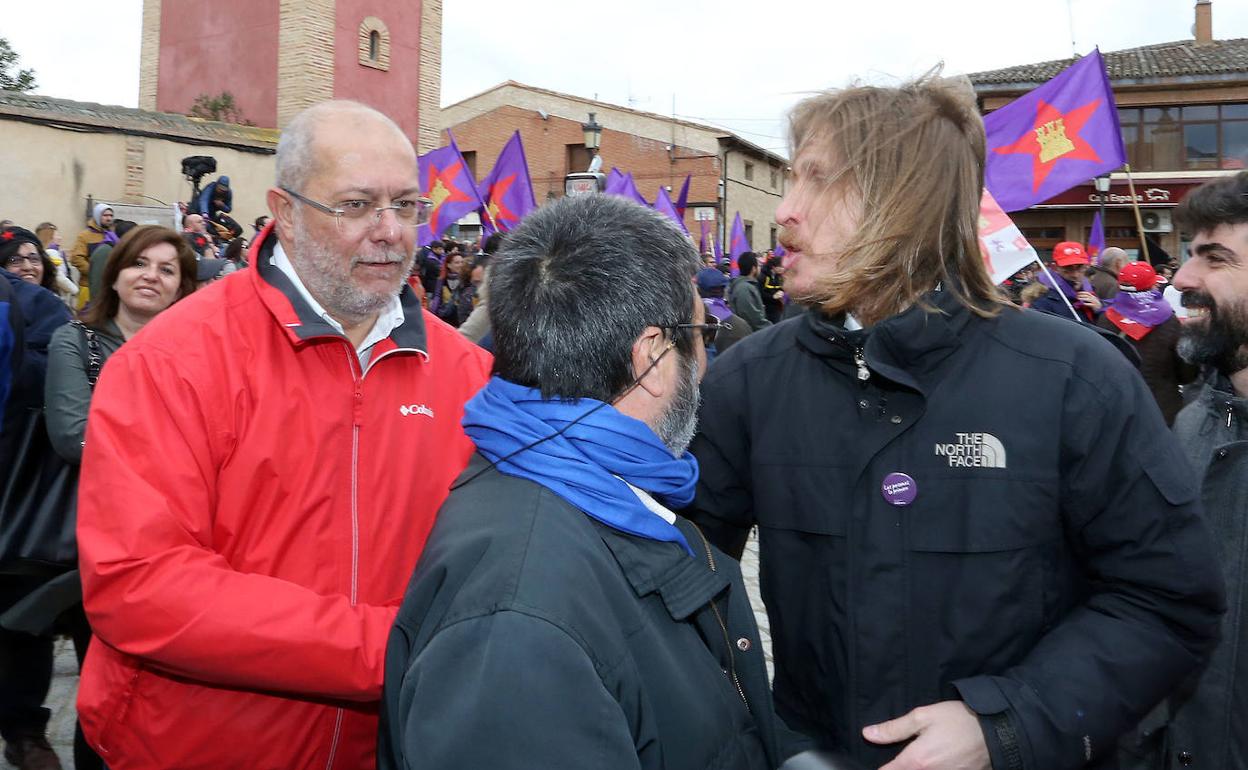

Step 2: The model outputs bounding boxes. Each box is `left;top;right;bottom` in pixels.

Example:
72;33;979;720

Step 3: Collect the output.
2;227;62;296
0;227;72;770
39;226;195;769
433;251;476;327
47;225;197;465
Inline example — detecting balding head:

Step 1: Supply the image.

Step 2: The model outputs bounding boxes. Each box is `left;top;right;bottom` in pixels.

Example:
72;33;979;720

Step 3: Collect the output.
1101;246;1130;274
275;101;414;193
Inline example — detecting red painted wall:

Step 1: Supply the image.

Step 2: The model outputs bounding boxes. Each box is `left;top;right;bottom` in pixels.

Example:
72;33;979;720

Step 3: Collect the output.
333;0;424;140
155;0;279;128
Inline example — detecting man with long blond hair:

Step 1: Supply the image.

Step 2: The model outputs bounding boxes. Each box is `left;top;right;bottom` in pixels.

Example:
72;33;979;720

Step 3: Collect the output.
687;73;1224;770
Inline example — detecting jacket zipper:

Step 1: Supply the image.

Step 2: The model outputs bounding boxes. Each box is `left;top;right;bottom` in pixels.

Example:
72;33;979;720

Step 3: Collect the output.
853;346;870;382
1226;401;1235;430
326;346;365;770
691;523;750;714
825;330;869;383
323;709;344;770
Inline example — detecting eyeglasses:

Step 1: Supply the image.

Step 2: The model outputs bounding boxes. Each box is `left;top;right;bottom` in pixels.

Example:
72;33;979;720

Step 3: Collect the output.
280;187;433;230
4;254;40;268
664;314;730;347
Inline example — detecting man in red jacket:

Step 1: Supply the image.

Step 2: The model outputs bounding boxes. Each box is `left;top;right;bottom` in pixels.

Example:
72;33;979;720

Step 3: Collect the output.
74;100;492;770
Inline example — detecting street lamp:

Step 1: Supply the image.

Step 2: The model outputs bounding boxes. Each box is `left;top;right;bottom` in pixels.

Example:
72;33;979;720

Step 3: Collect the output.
1094;174;1111;244
565;112;606;196
582;112;603;159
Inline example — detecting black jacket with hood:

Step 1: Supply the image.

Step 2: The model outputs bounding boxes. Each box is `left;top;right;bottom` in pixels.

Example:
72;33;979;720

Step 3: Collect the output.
379;455;787;770
688;288;1225;770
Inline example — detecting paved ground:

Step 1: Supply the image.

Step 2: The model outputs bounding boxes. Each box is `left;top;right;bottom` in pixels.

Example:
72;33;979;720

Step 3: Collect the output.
43;637;76;768
35;529;773;769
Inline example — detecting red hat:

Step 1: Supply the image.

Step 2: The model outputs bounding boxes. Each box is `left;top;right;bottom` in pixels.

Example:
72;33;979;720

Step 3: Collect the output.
1052;241;1090;267
1118;261;1163;293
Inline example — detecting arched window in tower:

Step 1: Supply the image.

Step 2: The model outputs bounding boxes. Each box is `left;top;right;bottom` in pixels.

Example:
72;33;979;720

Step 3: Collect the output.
358;17;390;71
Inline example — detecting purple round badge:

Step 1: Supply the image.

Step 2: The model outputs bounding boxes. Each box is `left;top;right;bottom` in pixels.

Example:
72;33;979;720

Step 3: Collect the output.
881;473;917;506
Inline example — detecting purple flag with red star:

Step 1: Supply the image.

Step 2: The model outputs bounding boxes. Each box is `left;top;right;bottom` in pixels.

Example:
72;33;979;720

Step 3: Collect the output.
728;212;748;273
418;133;484;246
478;131;537;238
604;169;649;206
653;186;688;232
984;49;1126;213
674;175;691;219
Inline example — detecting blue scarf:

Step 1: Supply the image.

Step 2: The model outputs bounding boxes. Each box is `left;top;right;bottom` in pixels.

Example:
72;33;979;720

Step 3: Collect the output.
462;377;698;555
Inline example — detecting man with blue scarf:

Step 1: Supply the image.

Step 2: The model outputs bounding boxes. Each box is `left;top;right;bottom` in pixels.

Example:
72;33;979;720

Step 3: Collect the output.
378;194;786;770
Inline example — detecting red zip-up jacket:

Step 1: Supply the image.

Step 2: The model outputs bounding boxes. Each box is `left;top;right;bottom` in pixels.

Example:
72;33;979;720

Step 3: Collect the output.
76;230;492;770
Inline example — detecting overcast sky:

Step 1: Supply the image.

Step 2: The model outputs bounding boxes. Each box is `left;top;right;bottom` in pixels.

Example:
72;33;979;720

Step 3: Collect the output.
7;0;1248;157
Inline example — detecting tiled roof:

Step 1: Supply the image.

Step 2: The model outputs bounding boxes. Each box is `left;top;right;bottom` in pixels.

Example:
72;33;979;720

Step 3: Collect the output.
0;91;278;152
968;38;1248;88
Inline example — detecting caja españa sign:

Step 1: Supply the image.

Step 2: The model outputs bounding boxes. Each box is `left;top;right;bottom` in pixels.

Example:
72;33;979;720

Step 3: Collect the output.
1033;181;1201;208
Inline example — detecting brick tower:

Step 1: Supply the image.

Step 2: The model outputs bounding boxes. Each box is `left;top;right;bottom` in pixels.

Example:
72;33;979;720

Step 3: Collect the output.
138;0;442;152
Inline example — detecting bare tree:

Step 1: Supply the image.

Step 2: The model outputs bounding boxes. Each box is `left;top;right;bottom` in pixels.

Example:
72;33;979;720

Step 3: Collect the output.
0;38;37;92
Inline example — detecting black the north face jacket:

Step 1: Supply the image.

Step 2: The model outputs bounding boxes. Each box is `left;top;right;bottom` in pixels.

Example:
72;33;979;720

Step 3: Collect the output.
688;289;1225;770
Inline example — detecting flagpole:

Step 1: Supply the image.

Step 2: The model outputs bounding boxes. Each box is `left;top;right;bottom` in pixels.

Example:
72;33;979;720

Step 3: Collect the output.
1123;164;1151;262
480;204;499;236
1033;258;1083;323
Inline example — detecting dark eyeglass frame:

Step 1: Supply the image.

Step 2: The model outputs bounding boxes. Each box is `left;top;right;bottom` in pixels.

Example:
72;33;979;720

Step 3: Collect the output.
662;314;730;347
3;254;41;268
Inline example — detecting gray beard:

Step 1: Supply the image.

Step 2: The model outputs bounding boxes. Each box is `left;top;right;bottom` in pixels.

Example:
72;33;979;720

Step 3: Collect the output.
653;354;701;456
289;214;413;322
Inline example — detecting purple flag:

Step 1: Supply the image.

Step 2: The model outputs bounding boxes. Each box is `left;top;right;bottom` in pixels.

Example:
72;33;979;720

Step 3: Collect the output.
674;175;691;219
984;49;1127;213
1088;210;1105;263
774;243;787;259
604;169;648;206
653;186;688;232
478;131;537;238
418;133;484;246
713;230;723;262
728;212;748;273
699;220;709;255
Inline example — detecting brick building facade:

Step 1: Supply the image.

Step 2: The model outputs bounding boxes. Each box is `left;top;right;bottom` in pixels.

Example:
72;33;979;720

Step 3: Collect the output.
970;0;1248;264
442;82;788;251
139;0;443;152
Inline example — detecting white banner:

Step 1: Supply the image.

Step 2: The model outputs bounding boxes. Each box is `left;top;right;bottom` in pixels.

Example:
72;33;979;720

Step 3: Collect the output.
979;189;1039;285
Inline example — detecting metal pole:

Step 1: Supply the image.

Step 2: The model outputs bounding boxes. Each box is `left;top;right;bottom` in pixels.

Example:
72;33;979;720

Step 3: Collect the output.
1097;184;1107;252
1034;258;1082;323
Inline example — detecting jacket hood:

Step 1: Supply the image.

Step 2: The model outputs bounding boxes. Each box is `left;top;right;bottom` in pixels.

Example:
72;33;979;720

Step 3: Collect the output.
91;203;112;229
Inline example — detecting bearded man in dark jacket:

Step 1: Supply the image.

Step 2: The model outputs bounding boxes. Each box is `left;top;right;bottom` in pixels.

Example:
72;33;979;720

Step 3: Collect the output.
379;194;786;770
1123;170;1248;770
687;74;1225;770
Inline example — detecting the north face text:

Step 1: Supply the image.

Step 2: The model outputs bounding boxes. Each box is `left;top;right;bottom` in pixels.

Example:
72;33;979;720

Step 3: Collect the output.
934;432;1007;468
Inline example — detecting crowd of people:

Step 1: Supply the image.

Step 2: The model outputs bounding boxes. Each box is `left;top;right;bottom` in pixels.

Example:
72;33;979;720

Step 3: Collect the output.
0;74;1245;770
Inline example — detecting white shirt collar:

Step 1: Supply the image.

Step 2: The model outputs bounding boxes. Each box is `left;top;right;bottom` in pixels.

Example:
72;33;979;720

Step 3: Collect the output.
624;482;677;525
271;241;405;363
